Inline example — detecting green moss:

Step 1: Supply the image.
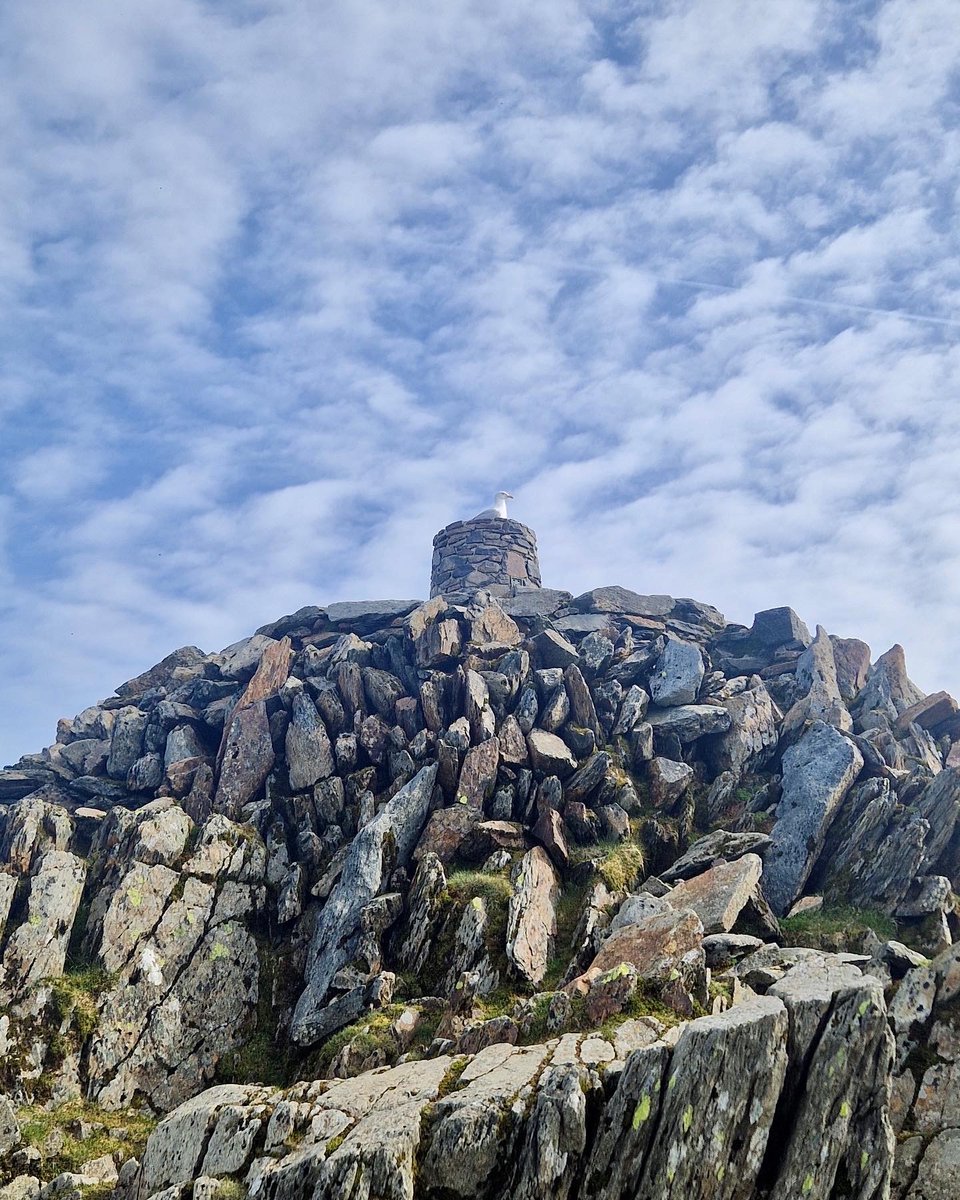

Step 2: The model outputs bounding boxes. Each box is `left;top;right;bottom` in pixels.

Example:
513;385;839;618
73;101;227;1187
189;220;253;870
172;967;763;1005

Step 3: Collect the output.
217;947;286;1086
446;870;513;909
47;968;116;1041
17;1099;155;1183
312;1009;402;1075
436;1056;469;1097
780;905;897;950
325;1133;346;1156
214;1182;247;1200
568;838;645;894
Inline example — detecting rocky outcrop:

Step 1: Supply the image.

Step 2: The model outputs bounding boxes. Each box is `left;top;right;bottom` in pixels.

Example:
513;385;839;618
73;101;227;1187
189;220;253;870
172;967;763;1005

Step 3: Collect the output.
1;565;959;1199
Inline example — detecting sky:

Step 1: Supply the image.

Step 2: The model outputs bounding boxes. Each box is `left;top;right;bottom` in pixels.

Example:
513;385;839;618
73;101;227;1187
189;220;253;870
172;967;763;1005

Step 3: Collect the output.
2;0;960;766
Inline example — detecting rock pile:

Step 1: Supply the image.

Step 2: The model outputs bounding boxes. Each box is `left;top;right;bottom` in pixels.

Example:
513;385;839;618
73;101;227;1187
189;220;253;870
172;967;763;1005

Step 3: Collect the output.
0;578;957;1199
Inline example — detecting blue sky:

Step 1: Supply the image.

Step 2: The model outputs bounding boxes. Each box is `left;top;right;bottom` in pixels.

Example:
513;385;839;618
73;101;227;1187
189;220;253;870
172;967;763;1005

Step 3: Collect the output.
3;0;960;765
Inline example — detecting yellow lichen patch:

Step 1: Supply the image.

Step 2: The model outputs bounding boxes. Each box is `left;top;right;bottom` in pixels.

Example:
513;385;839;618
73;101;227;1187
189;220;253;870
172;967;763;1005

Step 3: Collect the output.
632;1094;652;1129
681;1105;693;1132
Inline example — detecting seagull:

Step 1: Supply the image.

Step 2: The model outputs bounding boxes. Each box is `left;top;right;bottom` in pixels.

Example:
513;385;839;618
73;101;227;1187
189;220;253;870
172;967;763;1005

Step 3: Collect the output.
473;491;513;519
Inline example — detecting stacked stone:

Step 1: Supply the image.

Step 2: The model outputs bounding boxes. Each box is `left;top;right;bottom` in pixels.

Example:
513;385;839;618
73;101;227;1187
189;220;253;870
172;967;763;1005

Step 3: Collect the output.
430;517;541;598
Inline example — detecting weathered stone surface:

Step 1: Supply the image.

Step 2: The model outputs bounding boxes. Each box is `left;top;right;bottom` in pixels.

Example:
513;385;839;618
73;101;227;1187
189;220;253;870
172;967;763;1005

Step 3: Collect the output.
285;691;334;790
469;603;521;647
292;764;438;1043
233;636;294;711
506;847;559;987
564;751;610;805
501;588;572;617
633;998;788;1200
324;598;421;630
647;756;694;809
611;684;650;737
705;680;780;776
768;966;895;1200
572;586;674;617
213;701;274;816
418;1043;551;1193
1;849;85;1004
896;690;959;735
830;635;872;702
530;630;579;669
917;767;960;870
664;854;763;934
907;1129;960;1199
564;664;601;740
116;647;209;699
415;618;462;666
106;707;149;780
527;728;577;777
763;720;863;915
646;703;731;743
855;643;926;724
749;606;812;650
588;906;703;981
464;669;495;742
649;639;704;707
663;829;772;882
456;738;500;811
787;624;853;732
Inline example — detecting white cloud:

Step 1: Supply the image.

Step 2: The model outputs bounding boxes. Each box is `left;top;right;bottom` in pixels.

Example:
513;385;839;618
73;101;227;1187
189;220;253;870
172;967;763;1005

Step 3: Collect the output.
3;0;960;763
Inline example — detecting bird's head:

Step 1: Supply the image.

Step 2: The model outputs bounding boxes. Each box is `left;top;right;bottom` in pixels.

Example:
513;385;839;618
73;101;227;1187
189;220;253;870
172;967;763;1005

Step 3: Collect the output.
495;491;514;501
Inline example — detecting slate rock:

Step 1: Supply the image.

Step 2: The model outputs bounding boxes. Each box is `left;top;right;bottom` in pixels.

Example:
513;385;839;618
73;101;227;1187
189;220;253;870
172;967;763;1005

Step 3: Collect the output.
526;729;577;777
662;829;772;882
572;587;674;617
646;703;731;743
664;854;763;934
214;702;274;817
763;721;863;916
530;630;580;669
506;847;559;987
647;756;694;809
648;639;704;707
291;763;438;1043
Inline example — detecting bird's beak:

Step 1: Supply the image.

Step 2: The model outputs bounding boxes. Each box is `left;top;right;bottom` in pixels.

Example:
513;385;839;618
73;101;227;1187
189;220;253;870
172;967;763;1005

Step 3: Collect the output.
505;492;514;499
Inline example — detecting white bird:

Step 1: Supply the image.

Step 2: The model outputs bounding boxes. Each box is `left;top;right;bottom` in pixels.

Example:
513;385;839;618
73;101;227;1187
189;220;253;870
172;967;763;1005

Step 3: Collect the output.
473;491;513;519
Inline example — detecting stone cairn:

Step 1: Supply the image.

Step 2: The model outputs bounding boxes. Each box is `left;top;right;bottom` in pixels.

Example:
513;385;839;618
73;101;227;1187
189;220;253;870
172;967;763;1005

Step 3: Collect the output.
430;516;541;597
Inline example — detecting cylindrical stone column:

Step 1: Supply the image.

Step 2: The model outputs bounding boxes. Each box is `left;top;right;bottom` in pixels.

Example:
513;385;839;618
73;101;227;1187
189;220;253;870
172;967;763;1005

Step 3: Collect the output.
430;518;542;598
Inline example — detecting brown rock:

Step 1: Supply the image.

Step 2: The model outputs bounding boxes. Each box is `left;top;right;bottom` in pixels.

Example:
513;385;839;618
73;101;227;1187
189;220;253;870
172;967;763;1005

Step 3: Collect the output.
235;637;294;711
415;807;474;864
647;756;694;808
533;805;570;870
456;739;500;811
895;691;959;735
563;665;602;741
587;907;703;981
663;854;763;934
469;604;521;647
506;847;559;986
214;702;275;815
527;729;578;777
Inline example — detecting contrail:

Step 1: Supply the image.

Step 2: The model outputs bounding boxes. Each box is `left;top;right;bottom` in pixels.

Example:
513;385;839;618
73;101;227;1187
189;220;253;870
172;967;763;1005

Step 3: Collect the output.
660;274;960;330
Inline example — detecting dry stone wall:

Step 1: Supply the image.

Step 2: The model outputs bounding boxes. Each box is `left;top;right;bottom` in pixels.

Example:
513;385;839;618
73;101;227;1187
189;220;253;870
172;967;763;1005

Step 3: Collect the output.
430;516;541;597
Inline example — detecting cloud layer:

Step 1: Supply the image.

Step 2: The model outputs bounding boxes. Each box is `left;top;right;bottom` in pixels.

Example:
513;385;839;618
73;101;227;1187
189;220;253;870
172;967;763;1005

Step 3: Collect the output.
3;0;960;763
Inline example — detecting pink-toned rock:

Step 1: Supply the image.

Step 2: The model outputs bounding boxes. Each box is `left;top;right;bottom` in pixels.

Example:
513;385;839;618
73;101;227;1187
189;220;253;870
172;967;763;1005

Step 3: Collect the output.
456;738;500;811
587;907;704;981
506;847;559;986
214;701;275;816
895;691;959;735
415;807;475;864
664;854;763;934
